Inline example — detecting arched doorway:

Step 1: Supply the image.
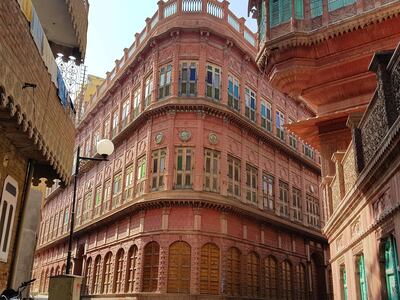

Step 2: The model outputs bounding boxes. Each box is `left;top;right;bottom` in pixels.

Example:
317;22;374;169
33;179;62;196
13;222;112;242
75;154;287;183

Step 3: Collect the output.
311;253;326;300
385;236;400;299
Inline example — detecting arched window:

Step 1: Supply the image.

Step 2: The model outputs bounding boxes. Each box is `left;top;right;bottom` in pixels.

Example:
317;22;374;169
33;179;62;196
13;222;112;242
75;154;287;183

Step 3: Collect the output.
93;255;102;294
246;252;260;297
126;245;138;293
61;264;66;274
40;270;45;292
50;267;54;277
168;241;191;293
142;241;160;292
84;257;92;295
225;247;241;296
55;266;60;276
200;243;220;295
102;252;113;294
114;249;124;293
295;263;307;299
281;260;293;300
311;253;326;299
265;255;278;299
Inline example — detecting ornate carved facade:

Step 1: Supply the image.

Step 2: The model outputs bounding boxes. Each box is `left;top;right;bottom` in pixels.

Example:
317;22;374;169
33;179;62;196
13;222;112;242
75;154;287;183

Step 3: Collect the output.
32;1;329;299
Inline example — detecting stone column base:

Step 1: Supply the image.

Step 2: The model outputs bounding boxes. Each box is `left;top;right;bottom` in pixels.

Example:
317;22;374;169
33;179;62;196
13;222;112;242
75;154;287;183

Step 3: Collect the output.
49;275;82;300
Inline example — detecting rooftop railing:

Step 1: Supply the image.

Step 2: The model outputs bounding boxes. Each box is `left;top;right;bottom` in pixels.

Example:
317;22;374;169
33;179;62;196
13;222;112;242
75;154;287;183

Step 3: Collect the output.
81;0;257;121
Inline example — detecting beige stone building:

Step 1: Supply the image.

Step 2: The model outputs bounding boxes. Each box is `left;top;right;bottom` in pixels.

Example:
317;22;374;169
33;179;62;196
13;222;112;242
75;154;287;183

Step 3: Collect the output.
0;0;88;291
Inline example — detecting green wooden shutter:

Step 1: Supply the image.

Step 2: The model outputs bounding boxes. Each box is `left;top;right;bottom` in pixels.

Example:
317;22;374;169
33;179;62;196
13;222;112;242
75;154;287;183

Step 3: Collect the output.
294;0;304;19
385;237;400;300
281;0;292;23
358;255;368;300
270;0;280;27
310;0;323;18
259;0;267;41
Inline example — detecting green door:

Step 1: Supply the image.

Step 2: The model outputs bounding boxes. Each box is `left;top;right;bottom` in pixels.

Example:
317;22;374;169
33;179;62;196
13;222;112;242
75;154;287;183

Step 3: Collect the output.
342;268;348;300
385;237;400;299
358;255;368;300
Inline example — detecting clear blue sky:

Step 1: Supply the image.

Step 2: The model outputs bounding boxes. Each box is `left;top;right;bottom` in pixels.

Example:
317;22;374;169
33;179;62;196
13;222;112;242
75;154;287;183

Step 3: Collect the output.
85;0;256;78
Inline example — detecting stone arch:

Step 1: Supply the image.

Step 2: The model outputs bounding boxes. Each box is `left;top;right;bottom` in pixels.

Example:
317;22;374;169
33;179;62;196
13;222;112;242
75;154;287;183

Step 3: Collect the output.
167;241;191;294
84;256;93;295
92;254;102;294
295;262;307;300
55;265;60;275
310;252;326;300
102;251;113;294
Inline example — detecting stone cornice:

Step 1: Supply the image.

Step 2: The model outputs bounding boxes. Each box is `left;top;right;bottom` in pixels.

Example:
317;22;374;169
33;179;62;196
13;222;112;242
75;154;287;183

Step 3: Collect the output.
35;190;326;254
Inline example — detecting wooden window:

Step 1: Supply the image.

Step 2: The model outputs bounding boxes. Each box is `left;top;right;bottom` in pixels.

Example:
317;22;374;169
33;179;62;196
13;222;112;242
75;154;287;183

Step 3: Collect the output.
103;117;110;140
175;147;193;189
246;252;260;297
295;263;307;300
276;110;285;141
76;197;82;225
281;260;293;300
228;75;240;111
103;179;111;212
92;129;100;156
114;249;124;293
227;156;241;199
204;149;220;192
82;191;92;223
328;0;355;12
152;149;166;191
278;181;289;217
84;137;91;157
245;164;258;204
261;100;272;132
144;75;153;107
270;0;292;27
136;156;147;196
340;265;348;300
289;119;297;149
102;252;113;294
262;174;274;211
245;87;256;122
225;247;241;296
303;143;314;160
112;172;122;208
200;243;220;295
121;97;131;128
63;206;70;233
84;257;92;295
132;88;141;119
310;0;323;17
167;241;191;293
93;255;102;294
357;254;368;300
126;245;138;293
0;176;18;261
142;241;160;292
206;65;221;100
265;256;278;299
180;62;197;97
292;187;302;222
94;186;102;217
306;194;320;228
294;0;304;18
159;65;172;99
111;110;119;138
124;164;134;201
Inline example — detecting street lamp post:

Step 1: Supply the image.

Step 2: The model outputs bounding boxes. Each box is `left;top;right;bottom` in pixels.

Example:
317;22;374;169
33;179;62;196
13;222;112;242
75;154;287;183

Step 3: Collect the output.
65;139;114;275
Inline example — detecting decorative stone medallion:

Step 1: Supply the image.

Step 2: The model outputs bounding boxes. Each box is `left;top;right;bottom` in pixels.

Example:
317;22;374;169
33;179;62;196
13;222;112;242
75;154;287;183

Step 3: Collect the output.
179;130;192;142
208;133;218;145
155;132;164;144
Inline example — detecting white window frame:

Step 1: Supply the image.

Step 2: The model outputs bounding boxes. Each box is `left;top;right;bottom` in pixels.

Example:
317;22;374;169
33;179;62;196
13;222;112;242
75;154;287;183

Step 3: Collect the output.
159;64;172;99
180;62;197;97
228;75;240;111
206;65;221;101
204;149;220;193
245;87;257;122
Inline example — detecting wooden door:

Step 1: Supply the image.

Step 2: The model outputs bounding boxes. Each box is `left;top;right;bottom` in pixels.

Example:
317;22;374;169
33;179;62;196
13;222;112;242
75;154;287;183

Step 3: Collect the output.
200;243;220;294
167;241;191;293
142;241;160;292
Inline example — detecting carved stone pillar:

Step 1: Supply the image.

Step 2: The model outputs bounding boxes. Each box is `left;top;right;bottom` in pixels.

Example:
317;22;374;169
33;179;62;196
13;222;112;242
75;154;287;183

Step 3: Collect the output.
331;152;345;200
347;112;364;174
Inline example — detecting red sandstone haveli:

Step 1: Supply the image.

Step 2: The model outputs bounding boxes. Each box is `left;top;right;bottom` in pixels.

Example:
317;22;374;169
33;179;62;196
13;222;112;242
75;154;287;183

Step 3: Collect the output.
31;0;329;299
